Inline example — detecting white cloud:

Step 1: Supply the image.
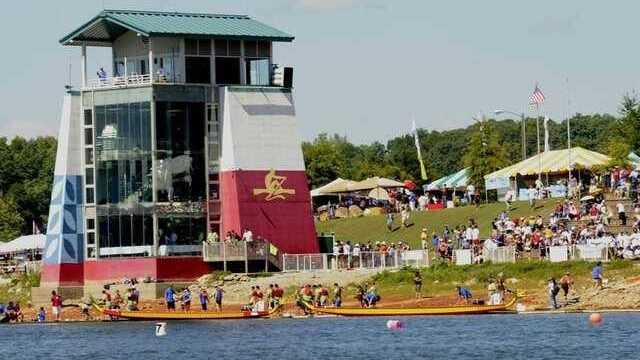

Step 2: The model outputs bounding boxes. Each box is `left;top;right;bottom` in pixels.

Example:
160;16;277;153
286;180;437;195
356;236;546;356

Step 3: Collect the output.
292;0;361;12
0;119;57;140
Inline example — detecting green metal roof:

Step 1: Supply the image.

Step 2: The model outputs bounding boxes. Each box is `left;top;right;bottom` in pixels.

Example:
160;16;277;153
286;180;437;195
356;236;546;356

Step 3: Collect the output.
60;9;294;46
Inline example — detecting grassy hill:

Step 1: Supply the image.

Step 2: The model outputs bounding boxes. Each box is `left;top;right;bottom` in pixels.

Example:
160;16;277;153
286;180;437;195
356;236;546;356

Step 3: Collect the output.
316;200;556;248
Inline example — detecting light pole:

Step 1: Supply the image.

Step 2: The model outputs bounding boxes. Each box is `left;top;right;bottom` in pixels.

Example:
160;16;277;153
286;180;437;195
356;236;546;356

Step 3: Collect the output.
494;109;526;160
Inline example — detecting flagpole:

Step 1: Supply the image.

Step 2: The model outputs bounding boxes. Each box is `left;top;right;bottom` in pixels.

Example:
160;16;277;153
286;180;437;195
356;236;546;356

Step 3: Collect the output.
566;77;572;187
536;104;541;183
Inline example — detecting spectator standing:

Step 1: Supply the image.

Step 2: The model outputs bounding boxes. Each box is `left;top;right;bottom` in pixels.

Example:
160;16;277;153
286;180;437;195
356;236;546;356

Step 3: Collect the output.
413;271;423;299
164;285;176;311
50;291;62;322
617;202;626;226
199;288;209;311
559;272;573;304
548;278;560;309
592;261;604;290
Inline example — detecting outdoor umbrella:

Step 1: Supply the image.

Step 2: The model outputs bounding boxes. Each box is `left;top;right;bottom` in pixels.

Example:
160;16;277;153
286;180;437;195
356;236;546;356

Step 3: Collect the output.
404;180;417;190
368;187;390;200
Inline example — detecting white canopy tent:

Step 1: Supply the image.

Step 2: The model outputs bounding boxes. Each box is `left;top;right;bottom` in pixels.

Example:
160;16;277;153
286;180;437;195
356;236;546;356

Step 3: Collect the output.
0;234;45;254
311;178;355;197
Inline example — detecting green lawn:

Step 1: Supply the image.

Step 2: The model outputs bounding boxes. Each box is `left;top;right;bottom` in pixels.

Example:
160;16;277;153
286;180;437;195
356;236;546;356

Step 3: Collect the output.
316;200;556;248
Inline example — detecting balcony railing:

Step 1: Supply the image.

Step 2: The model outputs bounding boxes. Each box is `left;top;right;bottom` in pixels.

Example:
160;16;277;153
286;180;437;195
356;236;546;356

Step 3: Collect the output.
83;74;155;90
202;240;281;272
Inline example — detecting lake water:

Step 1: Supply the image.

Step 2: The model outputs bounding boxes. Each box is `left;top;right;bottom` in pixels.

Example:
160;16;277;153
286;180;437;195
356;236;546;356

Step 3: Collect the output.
0;313;636;359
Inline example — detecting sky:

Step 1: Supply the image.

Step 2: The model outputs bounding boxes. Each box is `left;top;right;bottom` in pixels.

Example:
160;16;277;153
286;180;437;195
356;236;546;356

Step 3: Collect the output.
1;0;640;143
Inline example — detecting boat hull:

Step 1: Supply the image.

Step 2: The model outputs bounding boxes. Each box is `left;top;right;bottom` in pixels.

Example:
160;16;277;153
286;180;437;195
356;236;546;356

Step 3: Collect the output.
93;304;276;320
302;297;518;317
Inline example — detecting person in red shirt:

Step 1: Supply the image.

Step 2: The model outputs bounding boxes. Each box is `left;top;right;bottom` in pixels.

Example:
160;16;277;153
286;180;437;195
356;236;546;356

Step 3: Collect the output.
50;290;63;322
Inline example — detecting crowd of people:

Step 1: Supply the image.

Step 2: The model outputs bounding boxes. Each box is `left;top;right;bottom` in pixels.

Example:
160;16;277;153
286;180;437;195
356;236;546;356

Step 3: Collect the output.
331;240;412;269
163;285;226;312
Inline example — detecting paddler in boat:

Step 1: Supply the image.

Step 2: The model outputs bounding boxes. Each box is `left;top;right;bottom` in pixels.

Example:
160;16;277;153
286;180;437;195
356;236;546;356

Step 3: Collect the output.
496;272;507;304
365;282;380;308
298;284;313;315
456;286;472;304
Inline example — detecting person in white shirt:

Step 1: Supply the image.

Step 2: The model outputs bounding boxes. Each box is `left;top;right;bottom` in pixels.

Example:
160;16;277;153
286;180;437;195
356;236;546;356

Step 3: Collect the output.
466;184;475;204
343;242;352;268
528;185;536;207
617;202;627;225
242;229;254;242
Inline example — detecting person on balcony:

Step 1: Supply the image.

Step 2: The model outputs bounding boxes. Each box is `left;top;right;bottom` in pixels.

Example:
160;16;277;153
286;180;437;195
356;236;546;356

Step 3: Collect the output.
156;66;167;83
97;67;107;84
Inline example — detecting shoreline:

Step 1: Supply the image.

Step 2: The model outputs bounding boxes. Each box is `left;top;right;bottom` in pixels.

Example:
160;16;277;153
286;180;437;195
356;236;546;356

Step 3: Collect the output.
4;305;640;324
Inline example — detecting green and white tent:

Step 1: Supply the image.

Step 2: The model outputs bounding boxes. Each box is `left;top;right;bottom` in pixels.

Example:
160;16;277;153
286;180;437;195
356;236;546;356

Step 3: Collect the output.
423;168;469;191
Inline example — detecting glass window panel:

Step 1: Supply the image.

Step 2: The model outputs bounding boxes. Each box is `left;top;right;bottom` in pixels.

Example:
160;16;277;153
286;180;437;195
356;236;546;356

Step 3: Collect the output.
258;41;271;57
85;167;94;185
87;232;95;245
85;187;95;204
185;39;198;55
198;39;211;55
85;148;94;165
84;128;93;145
155;102;206;202
185;57;211;84
215;57;240;84
214;40;227;56
87;218;95;230
95;102;152;205
228;40;241;56
244;41;257;57
84;109;93;126
246;58;270;86
158;216;205;246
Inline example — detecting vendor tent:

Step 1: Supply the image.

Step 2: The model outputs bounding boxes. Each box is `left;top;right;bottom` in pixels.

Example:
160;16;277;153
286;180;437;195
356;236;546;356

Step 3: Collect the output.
0;234;45;254
350;177;405;191
317;176;404;194
424;168;469;191
311;178;355;197
628;151;640;166
485;147;610;179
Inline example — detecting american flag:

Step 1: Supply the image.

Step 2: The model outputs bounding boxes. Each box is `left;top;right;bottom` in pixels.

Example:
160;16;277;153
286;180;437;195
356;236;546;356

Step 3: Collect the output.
529;85;545;107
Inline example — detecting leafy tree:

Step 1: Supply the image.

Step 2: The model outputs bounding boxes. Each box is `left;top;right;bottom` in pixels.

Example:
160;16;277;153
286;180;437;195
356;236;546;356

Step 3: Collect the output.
605;136;631;167
0;196;24;242
618;93;640;151
463;120;507;191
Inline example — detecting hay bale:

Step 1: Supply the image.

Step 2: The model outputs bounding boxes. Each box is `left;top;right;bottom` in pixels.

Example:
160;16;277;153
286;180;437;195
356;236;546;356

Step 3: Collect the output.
349;205;364;217
335;207;349;218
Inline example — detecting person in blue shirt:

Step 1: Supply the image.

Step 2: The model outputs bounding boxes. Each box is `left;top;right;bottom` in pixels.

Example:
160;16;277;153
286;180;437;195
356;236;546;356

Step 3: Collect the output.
456;286;472;303
432;233;441;248
592;261;603;290
37;307;46;322
214;286;224;312
198;288;209;311
164;286;176;311
181;288;191;312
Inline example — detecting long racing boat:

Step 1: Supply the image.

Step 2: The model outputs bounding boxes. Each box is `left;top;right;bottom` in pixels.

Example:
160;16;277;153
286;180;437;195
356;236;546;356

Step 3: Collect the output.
93;303;281;321
302;294;520;317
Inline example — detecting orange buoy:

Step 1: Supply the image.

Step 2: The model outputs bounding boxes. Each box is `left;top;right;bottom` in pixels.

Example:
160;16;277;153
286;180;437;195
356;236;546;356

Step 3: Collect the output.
589;313;603;325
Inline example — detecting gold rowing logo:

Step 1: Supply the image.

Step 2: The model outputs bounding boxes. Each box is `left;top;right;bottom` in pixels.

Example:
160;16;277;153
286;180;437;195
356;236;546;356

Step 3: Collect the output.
253;169;295;201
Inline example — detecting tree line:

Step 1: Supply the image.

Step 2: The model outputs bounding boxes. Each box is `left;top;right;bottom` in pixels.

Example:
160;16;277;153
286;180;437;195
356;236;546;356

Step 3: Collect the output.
0;136;57;242
303;94;640;190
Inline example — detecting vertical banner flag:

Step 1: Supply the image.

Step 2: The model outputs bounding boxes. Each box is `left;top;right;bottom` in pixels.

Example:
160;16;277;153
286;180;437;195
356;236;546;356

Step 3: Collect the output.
543;116;550;152
412;119;428;180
